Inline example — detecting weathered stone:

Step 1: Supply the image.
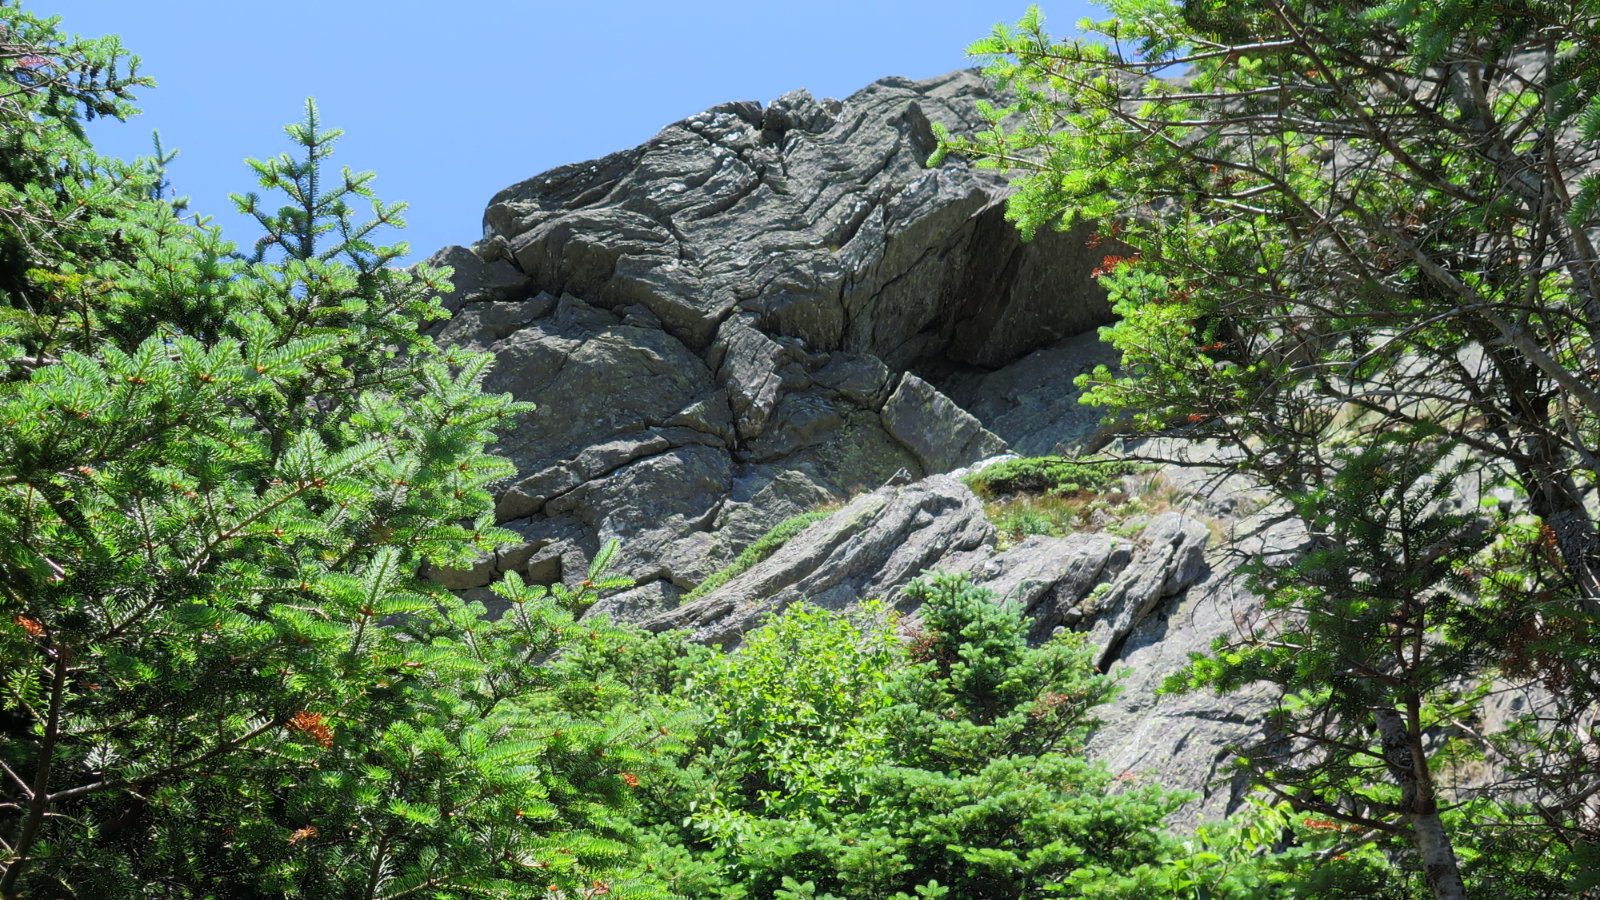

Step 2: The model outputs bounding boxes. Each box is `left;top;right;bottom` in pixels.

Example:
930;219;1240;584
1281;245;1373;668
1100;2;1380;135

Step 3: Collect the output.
711;315;806;441
485;308;718;492
523;549;563;586
941;330;1122;456
571;434;672;481
762;88;839;137
419;244;534;316
740;411;920;499
544;445;733;585
663;390;736;442
422;554;498;590
1085;512;1211;673
812;352;894;409
881;373;1007;475
585;580;683;622
645;474;994;646
710;469;837;552
1085;567;1275;827
458;585;512;620
970;533;1133;640
483;71;1112;366
741;392;848;463
435;292;557;349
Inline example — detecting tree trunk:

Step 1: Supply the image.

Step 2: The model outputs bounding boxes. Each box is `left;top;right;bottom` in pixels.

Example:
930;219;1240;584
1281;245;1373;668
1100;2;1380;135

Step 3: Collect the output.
1373;706;1469;900
0;651;66;899
1410;811;1470;900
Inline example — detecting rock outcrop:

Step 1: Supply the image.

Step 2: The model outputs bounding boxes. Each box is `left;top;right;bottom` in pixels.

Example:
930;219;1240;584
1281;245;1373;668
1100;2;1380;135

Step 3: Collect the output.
424;69;1120;597
422;68;1273;823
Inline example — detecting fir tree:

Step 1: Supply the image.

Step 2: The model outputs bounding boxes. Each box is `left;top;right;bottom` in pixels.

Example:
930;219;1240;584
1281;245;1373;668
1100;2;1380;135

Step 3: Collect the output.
935;4;1600;894
1166;431;1506;899
0;7;677;896
639;576;1222;899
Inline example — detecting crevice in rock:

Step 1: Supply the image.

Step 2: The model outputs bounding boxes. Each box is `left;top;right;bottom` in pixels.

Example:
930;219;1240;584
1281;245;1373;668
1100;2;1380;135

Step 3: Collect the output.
689;174;765;222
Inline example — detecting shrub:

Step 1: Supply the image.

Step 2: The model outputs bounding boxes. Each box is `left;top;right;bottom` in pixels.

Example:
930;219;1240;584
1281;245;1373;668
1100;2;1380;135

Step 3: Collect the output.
965;456;1144;498
640;574;1200;899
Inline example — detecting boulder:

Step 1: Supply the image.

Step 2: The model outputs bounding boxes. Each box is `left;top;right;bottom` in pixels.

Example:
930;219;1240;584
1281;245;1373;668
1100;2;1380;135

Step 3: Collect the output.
969;533;1132;640
645;474;994;646
1083;512;1211;673
881;372;1007;475
417;244;534;318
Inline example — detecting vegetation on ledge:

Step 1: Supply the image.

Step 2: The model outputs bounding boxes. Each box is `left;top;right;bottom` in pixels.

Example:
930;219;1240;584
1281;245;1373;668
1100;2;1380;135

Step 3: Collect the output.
682;507;836;604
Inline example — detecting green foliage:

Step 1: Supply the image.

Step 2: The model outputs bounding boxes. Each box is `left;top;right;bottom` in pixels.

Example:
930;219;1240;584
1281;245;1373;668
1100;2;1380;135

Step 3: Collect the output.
686;601;900;826
969;457;1162;548
940;2;1600;895
0;8;679;896
965;456;1143;498
0;4;152;323
639;574;1218;899
990;504;1066;543
683;508;833;603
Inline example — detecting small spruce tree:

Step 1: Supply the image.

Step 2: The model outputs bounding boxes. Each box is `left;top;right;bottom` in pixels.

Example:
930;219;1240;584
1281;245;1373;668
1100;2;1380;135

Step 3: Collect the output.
0;8;679;896
640;576;1206;899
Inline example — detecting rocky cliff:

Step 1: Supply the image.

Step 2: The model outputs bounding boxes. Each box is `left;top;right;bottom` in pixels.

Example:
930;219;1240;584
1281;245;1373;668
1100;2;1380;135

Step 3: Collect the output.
422;69;1276;824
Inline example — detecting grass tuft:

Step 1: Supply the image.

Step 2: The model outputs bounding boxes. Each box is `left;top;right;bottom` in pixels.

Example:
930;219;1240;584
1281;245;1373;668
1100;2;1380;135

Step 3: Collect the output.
683;507;836;603
966;456;1165;549
964;456;1146;497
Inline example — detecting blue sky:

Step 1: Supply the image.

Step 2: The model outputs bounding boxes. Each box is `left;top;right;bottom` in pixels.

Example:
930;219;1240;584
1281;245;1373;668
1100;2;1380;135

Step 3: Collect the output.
57;1;1095;266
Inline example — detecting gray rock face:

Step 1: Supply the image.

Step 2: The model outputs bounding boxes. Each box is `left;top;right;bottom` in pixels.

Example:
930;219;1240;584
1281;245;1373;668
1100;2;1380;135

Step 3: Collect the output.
420;68;1274;821
1086;569;1274;826
419;68;1116;597
941;330;1123;456
645;474;995;646
480;71;1111;367
881;373;1008;474
1082;512;1211;673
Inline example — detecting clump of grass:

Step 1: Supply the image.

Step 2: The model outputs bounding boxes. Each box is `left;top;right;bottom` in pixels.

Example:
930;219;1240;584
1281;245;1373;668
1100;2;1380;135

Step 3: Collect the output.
988;498;1074;548
965;456;1146;498
991;507;1063;540
683;508;835;603
967;456;1162;549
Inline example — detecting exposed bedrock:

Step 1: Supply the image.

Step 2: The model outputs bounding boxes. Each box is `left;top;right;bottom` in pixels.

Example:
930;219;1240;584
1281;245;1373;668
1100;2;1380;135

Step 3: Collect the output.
475;72;1112;367
423;68;1119;594
423;68;1274;822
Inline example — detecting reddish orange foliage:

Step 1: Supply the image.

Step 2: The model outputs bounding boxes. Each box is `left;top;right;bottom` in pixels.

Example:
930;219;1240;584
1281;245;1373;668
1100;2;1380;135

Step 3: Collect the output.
287;711;334;749
1091;254;1139;278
